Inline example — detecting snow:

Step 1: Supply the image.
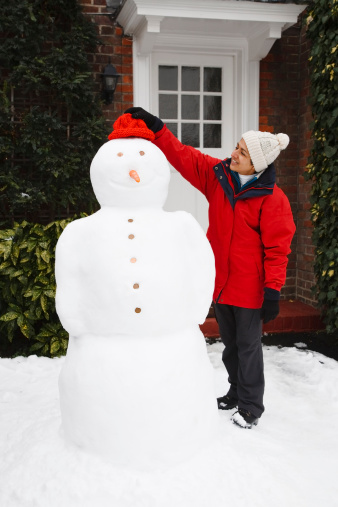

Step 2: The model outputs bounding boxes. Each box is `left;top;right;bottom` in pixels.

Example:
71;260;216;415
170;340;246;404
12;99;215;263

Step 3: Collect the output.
294;342;307;348
1;342;338;507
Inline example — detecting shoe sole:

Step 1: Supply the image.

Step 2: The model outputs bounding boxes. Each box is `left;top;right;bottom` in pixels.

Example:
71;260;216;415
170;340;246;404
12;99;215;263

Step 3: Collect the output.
218;402;238;410
232;418;258;429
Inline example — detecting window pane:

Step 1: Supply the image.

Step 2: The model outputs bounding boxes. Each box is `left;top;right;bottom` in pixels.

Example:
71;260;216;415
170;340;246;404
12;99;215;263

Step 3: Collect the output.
159;94;178;119
166;123;178;137
204;96;222;120
182;123;199;147
182;67;200;91
204;124;221;148
159;66;178;91
182;95;200;120
204;67;222;92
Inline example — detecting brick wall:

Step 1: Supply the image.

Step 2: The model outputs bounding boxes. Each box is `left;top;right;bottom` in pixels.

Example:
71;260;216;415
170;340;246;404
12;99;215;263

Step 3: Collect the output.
297;22;316;305
80;0;133;128
259;18;316;305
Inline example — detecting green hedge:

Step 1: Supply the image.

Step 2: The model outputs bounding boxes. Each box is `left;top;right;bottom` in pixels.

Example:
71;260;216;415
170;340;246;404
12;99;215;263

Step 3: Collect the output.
305;0;338;333
0;219;82;357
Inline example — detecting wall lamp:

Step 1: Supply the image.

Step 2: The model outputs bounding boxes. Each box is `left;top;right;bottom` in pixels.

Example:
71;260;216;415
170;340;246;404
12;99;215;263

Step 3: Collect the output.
102;59;121;104
84;0;124;22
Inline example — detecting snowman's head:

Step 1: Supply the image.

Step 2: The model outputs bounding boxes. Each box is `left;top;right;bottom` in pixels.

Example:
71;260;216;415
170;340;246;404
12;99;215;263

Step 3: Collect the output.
90;137;170;208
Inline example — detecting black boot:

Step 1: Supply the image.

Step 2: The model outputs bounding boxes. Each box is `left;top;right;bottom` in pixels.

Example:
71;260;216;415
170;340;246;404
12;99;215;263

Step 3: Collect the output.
217;394;238;410
231;408;259;429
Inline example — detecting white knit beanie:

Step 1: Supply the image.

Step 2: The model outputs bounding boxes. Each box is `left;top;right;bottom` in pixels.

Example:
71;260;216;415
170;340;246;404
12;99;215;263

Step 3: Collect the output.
242;131;290;172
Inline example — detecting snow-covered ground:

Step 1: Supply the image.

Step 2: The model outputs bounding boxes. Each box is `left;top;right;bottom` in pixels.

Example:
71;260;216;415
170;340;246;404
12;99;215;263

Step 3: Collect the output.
1;342;338;507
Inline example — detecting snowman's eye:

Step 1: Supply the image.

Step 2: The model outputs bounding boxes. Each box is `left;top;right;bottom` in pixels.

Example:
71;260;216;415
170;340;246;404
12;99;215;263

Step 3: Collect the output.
117;152;123;157
139;151;145;156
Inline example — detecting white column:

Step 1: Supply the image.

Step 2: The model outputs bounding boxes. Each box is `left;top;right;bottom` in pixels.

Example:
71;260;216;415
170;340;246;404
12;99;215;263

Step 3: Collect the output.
247;60;260;132
132;39;151;109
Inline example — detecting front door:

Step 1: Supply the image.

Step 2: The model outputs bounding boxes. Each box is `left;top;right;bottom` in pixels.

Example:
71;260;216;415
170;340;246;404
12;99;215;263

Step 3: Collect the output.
151;53;234;232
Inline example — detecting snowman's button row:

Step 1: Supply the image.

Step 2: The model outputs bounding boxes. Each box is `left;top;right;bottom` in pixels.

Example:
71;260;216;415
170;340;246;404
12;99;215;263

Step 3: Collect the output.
128;221;140;312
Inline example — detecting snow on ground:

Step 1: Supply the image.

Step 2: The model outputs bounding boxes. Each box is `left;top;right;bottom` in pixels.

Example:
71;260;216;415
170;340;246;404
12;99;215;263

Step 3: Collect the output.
1;343;338;507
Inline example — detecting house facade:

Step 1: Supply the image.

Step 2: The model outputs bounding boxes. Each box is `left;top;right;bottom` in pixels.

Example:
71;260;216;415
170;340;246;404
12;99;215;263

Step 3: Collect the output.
81;0;314;306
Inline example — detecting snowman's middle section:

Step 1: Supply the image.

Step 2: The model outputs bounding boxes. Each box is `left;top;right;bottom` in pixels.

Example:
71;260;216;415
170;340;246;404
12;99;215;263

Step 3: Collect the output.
74;206;210;337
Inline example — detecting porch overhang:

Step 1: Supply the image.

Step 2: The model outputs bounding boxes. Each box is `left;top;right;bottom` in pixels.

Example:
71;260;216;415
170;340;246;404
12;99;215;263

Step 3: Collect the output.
117;0;306;60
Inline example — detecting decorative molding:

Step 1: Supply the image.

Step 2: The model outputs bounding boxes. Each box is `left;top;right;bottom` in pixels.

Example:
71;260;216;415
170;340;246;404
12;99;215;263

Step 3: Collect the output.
118;0;305;29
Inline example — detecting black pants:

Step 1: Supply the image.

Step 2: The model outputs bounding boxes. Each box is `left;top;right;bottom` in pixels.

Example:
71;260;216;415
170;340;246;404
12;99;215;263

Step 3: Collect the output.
214;303;264;418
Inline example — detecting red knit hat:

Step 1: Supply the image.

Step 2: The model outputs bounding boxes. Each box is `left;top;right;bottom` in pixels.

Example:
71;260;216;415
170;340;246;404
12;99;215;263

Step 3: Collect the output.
108;113;155;142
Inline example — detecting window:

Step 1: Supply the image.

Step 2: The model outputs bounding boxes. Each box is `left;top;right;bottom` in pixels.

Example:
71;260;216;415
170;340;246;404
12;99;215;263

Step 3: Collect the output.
158;65;222;149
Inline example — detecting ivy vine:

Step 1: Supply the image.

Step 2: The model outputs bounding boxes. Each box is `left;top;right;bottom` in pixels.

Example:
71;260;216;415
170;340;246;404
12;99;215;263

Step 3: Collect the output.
0;0;107;227
305;0;338;332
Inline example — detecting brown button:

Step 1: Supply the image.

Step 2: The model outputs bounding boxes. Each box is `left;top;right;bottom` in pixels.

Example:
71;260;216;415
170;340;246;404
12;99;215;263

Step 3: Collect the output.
130;257;137;263
128;219;133;223
128;234;135;239
133;283;139;289
135;308;141;313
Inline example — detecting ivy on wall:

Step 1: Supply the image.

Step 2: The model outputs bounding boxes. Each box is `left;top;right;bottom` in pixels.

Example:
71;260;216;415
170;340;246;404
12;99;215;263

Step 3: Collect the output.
305;0;338;332
0;0;107;227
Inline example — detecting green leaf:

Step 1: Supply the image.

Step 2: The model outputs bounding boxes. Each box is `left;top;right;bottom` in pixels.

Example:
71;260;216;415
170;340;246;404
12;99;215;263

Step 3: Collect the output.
324;145;337;158
0;311;19;322
0;230;14;240
19;320;32;339
44;289;55;298
40;250;51;263
29;342;44;352
32;289;42;301
50;340;61;356
40;294;49;319
10;244;20;264
12;269;24;278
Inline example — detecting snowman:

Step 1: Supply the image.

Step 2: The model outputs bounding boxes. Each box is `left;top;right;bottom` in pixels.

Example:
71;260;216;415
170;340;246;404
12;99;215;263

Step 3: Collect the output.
55;113;219;468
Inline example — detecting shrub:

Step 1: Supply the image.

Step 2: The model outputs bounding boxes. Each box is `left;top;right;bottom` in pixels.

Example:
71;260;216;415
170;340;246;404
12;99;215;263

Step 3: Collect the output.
0;218;83;357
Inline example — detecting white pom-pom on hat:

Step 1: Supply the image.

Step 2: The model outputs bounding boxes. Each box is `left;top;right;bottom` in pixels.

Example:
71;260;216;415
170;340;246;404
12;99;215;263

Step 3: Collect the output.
242;130;290;173
276;133;289;151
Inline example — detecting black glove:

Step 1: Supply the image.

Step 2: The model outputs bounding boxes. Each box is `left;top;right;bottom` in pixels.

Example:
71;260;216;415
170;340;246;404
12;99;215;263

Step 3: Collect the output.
124;107;164;134
260;288;280;324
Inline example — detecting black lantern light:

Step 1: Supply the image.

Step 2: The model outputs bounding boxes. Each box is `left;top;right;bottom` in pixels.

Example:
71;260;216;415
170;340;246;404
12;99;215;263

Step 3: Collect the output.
102;59;121;104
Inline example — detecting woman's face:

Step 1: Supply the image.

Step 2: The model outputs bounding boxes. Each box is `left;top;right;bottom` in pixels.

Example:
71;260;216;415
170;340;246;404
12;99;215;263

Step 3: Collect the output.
230;138;255;175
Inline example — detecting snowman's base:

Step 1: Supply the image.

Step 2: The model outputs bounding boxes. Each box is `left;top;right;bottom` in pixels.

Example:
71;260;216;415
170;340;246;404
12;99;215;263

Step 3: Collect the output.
59;327;219;468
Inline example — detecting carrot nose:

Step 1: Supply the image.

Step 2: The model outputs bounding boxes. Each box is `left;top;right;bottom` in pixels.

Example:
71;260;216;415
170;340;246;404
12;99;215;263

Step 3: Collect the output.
129;170;140;183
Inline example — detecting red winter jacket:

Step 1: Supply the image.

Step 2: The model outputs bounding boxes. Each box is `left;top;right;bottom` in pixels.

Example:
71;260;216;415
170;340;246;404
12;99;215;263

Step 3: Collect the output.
154;126;296;309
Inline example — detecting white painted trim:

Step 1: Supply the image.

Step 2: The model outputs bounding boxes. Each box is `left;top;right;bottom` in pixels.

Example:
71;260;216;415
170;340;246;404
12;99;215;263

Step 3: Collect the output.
132;40;151;108
247;61;260;132
118;0;305;33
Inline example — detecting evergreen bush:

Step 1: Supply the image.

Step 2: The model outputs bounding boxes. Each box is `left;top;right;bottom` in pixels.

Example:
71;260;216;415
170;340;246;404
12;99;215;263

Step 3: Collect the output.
0;218;83;357
305;0;338;332
0;0;107;226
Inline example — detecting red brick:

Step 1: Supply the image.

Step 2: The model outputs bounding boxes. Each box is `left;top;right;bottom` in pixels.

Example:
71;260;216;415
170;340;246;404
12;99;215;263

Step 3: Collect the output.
122;74;133;84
